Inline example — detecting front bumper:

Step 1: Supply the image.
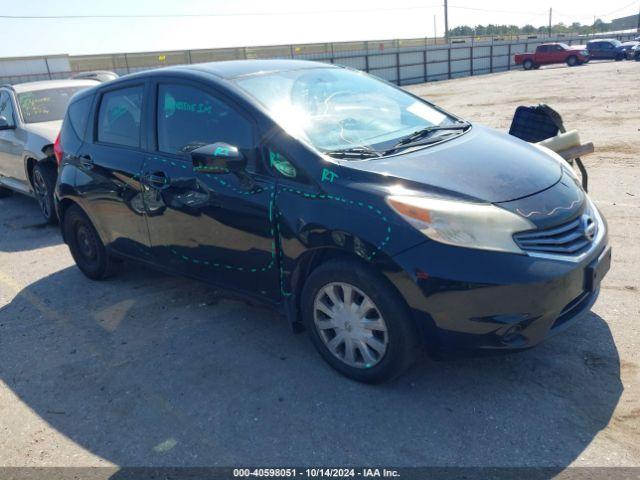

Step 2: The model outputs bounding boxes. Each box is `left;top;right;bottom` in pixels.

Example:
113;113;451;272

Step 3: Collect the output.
389;232;610;354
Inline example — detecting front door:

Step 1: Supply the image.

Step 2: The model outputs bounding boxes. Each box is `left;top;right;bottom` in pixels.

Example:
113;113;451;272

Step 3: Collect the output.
0;91;26;188
142;80;279;300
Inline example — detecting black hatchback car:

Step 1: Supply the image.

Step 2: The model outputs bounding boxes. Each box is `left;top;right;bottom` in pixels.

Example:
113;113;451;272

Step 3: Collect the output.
55;60;611;383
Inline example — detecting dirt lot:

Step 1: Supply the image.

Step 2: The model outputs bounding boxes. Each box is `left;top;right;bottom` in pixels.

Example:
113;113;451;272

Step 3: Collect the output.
0;60;638;471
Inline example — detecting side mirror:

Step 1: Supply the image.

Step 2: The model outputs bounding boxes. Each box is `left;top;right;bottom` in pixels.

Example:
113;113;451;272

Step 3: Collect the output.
0;116;14;130
191;142;246;174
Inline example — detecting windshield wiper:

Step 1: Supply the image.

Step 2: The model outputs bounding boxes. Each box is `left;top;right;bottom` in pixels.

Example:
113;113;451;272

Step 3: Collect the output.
386;121;471;153
325;146;383;159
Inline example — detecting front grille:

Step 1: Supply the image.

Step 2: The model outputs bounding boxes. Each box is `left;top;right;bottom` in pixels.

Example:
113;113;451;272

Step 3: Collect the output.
514;215;596;255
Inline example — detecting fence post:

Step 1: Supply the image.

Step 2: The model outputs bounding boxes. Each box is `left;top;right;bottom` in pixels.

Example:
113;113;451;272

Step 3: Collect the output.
507;43;512;70
423;49;427;82
44;57;52;79
365;53;370;73
470;45;474;76
447;46;452;79
124;53;130;73
187;50;193;64
489;44;493;73
396;51;401;85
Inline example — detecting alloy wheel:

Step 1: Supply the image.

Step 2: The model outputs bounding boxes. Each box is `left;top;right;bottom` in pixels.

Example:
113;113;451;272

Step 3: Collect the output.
313;282;388;369
32;169;51;219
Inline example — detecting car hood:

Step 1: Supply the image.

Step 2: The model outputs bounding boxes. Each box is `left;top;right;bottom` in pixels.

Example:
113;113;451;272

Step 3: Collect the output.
345;124;563;203
24;120;62;144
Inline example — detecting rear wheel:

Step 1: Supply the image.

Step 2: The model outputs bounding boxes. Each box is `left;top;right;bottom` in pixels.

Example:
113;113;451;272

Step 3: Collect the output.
63;204;116;280
301;258;421;383
523;59;534;70
32;162;58;224
566;55;578;66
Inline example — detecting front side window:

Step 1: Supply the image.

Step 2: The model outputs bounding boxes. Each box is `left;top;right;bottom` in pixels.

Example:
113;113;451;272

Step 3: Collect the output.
0;92;15;126
235;67;457;155
17;87;87;124
97;86;143;148
156;84;253;156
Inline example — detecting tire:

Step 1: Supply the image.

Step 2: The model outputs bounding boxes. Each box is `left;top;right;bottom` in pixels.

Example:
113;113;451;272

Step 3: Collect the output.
63;204;116;280
523;59;534;70
301;258;421;383
32;162;58;224
566;55;578;67
0;185;13;198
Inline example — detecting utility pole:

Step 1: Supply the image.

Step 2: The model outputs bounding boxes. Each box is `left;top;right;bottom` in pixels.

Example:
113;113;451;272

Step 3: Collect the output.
548;7;553;38
444;0;449;42
434;14;437;41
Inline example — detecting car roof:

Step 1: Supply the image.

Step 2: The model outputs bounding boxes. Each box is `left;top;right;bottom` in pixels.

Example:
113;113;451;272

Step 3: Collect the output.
7;79;99;94
122;59;338;82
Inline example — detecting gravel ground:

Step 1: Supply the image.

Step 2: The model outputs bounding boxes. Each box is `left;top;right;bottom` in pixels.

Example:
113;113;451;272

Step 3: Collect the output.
0;60;638;471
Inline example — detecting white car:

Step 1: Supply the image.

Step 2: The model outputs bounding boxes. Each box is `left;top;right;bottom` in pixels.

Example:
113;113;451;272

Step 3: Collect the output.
0;79;97;222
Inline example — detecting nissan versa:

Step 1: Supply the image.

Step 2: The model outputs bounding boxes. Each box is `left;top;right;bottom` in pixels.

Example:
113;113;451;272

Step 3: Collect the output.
54;60;611;383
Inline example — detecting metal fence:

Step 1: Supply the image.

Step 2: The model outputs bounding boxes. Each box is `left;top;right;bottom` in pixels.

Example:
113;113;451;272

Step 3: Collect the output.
1;31;637;86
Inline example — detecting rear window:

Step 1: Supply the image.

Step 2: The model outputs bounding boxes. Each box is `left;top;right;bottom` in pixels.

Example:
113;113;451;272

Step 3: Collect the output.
17;87;87;124
67;95;93;141
97;86;143;148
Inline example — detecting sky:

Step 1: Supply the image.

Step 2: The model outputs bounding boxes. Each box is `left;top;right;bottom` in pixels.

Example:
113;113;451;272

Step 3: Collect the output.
1;0;638;58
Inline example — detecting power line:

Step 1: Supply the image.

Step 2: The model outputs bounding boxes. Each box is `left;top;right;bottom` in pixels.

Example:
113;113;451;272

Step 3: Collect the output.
597;0;639;18
0;5;442;19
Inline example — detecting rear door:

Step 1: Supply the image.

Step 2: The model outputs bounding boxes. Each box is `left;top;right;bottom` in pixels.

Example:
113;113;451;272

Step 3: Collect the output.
75;82;152;259
141;78;279;299
589;42;603;59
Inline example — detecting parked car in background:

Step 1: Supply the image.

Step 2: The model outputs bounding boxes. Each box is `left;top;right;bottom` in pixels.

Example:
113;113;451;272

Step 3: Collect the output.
55;60;610;382
0;79;97;222
71;70;119;83
632;44;640;61
586;39;626;61
620;41;640;59
514;43;589;70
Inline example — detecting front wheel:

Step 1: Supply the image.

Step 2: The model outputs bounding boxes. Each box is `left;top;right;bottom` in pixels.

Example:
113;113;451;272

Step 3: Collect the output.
566;55;578;67
523;59;534;70
32;162;58;224
301;258;421;383
63;204;116;280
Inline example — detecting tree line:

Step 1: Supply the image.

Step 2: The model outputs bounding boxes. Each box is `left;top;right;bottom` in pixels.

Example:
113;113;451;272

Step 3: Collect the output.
448;19;612;37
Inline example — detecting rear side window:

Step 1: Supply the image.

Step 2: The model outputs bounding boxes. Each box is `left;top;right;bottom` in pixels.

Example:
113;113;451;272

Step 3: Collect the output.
67;95;93;141
156;83;253;155
0;91;15;126
97;86;143;148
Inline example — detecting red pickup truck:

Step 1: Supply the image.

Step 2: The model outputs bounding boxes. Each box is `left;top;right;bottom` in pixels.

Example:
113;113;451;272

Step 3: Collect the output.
514;43;589;70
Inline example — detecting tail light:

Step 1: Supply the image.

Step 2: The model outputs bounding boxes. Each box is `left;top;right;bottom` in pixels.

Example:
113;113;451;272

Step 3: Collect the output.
53;133;63;165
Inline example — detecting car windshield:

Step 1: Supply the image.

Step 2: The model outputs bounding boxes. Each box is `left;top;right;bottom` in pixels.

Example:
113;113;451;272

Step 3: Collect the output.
17;87;86;123
611;40;622;47
558;43;570;49
235;67;458;155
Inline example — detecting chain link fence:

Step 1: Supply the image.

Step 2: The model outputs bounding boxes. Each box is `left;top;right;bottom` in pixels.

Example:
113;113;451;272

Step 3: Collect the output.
1;31;637;86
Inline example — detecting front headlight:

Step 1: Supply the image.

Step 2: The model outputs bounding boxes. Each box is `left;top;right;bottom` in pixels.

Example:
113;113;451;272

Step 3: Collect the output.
386;196;535;254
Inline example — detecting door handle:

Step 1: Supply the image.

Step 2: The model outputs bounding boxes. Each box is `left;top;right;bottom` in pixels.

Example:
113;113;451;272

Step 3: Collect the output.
79;154;93;168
